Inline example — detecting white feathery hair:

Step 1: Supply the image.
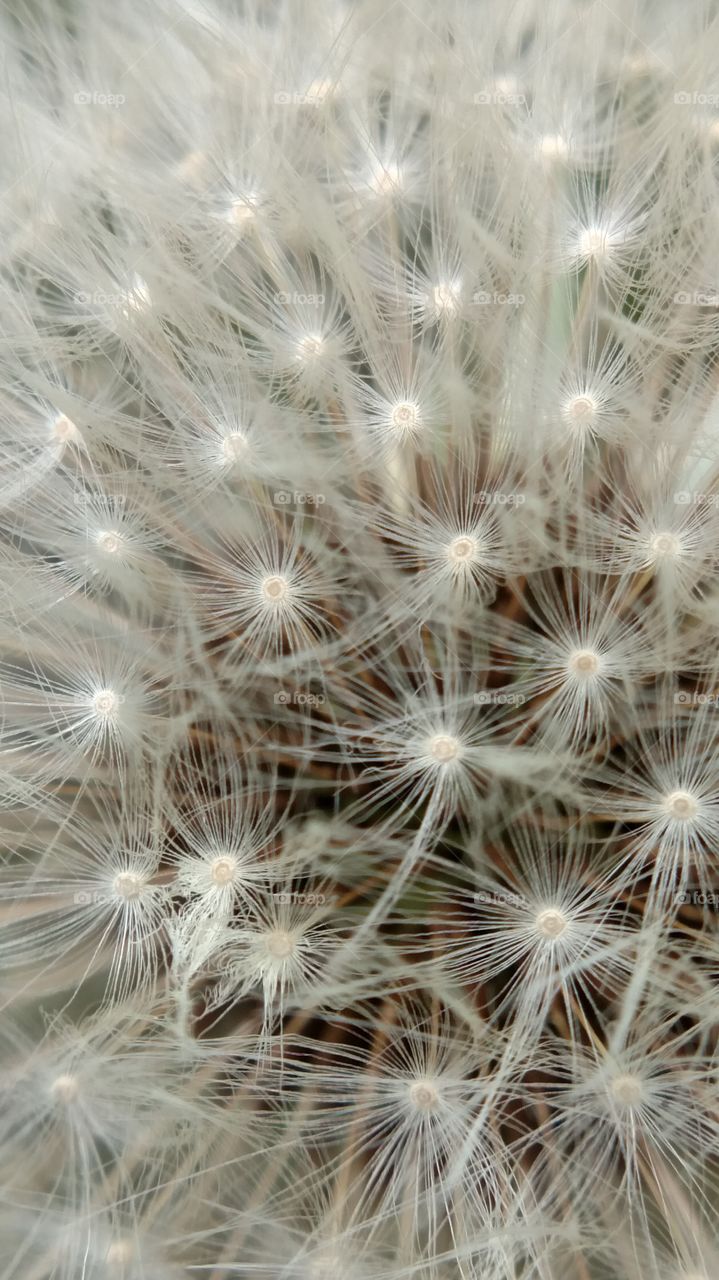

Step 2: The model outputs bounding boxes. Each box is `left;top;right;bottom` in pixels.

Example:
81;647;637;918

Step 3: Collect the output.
1;1;719;1278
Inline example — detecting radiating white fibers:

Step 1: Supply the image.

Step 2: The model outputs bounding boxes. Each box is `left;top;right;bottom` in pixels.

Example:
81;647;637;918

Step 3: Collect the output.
2;1;719;1278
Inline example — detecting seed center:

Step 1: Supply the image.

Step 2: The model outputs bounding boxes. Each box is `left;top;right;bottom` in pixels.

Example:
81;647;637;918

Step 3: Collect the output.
610;1073;643;1106
262;575;288;602
650;531;681;559
210;856;236;886
535;907;568;939
428;733;461;763
568;648;601;677
221;432;247;462
409;1079;440;1111
663;789;698;821
296;334;325;361
52;413;80;443
114;871;145;900
265;929;295;959
92;689;120;716
96;530;124;555
578;227;608;259
448;535;476;563
390;401;419;432
431;282;461;314
564;395;598;427
50;1073;79;1103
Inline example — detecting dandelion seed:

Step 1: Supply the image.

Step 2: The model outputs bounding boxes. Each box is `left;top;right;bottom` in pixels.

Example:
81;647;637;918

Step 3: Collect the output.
408;1078;441;1112
662;789;699;821
220;431;249;463
50;412;82;445
609;1073;644;1107
390;400;421;436
562;394;599;430
446;534;478;564
113;870;146;900
261;574;289;602
427;733;462;763
648;530;683;561
4;5;719;1275
538;133;570;160
95;529;125;555
119;274;152;315
50;1073;80;1104
567;648;602;677
535;906;569;940
225;192;260;226
264;928;296;959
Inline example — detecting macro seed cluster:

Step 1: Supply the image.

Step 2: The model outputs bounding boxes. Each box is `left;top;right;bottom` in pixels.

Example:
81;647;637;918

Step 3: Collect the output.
2;1;719;1277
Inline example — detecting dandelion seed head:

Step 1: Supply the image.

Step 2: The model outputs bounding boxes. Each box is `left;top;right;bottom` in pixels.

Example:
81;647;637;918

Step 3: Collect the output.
430;280;462;317
577;227;609;261
368;160;403;197
91;688;122;717
50;412;81;445
50;1073;80;1104
568;648;602;678
662;790;699;821
610;1073;644;1107
535;906;569;939
563;394;599;429
225;192;260;226
295;332;325;362
649;530;682;561
120;275;151;314
4;5;718;1271
210;855;238;886
261;574;290;603
446;534;478;564
538;133;570;160
113;871;146;901
390;400;420;436
427;733;461;763
95;530;125;556
265;928;296;959
408;1078;441;1112
220;431;248;464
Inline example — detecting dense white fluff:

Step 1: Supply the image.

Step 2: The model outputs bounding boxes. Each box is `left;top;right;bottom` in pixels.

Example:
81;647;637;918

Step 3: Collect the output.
2;1;719;1277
